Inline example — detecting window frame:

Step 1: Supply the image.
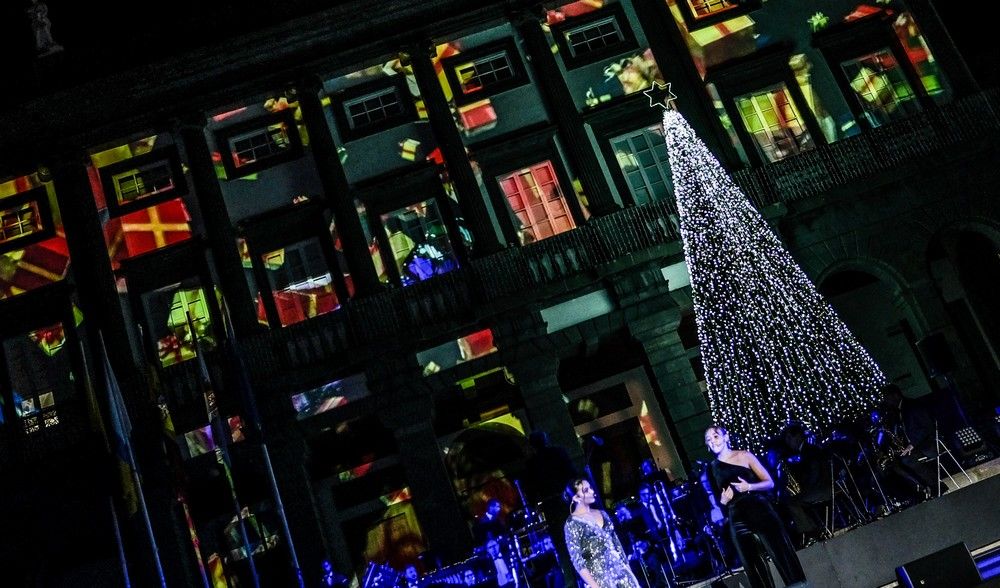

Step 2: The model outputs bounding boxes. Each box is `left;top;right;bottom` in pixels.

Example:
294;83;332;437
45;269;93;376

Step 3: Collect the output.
237;202;350;328
675;0;761;31
0;285;83;436
442;38;530;107
355;163;466;285
550;3;639;69
706;43;826;166
473;127;586;246
812;12;935;132
99;146;188;217
214;109;305;179
0;186;55;255
330;75;418;142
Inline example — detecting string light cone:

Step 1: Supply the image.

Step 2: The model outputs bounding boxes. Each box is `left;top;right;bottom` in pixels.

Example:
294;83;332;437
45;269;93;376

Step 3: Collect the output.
660;107;886;449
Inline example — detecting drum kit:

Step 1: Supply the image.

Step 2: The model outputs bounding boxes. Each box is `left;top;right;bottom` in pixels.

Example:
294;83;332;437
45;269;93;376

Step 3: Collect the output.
613;474;737;587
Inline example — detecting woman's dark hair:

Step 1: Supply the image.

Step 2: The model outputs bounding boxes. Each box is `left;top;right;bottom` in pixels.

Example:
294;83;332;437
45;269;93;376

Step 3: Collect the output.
704;424;728;436
563;477;590;511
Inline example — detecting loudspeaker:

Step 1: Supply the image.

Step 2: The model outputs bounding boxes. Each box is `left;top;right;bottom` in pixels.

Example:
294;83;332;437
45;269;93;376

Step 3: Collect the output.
896;542;982;588
916;332;957;376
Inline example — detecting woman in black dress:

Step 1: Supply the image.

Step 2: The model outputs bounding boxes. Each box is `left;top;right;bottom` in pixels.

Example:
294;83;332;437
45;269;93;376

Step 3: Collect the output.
705;426;807;588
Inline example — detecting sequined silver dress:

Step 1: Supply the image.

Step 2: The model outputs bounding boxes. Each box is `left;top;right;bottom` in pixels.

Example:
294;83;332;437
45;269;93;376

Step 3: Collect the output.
563;511;640;588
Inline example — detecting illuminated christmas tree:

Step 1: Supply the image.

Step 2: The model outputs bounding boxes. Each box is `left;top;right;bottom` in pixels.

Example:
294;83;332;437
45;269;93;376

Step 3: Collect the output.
660;107;886;449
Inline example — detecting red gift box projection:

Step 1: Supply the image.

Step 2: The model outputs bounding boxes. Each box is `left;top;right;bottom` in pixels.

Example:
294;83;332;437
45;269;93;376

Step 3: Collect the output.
0;232;70;298
104;198;193;264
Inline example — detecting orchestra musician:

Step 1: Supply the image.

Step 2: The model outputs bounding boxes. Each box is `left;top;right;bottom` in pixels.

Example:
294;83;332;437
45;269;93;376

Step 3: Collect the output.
613;503;669;588
474;499;509;545
485;539;516;588
400;565;423;588
775;422;829;545
872;384;933;505
638;459;674;490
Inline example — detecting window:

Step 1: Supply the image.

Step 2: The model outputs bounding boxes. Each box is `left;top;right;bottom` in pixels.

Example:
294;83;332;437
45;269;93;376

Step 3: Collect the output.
813;10;947;132
99;147;187;215
261;239;340;327
841;49;921;128
331;76;418;141
142;283;216;368
497;162;576;244
551;4;638;68
3;322;75;434
215;110;304;178
379;200;459;286
443;39;528;105
0;187;54;254
735;83;814;163
611;126;674;206
232;124;291;166
345;87;404;130
675;0;760;30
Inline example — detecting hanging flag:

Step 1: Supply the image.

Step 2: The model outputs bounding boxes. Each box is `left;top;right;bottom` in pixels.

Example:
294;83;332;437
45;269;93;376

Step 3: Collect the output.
98;331;168;587
102;338;139;517
189;313;262;588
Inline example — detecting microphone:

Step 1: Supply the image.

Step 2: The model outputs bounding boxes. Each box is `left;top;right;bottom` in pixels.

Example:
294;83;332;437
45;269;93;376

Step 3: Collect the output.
590;434;604;446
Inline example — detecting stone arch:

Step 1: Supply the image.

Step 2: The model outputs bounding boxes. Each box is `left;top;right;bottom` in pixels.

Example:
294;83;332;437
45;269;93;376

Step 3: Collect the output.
816;259;934;399
924;220;1000;409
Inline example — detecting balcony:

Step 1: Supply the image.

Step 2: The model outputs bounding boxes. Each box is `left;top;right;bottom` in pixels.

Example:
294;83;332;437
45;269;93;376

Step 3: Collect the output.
237;89;1000;383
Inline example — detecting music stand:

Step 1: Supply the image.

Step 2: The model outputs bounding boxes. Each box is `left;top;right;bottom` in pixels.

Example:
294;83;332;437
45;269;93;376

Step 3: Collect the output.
932;420;973;496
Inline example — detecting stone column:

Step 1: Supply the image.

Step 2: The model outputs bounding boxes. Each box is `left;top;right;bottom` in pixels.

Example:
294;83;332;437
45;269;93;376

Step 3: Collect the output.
631;0;743;167
264;426;331;587
405;41;504;257
508;355;584;471
374;363;472;560
512;9;621;216
177;116;259;334
296;76;382;296
50;154;199;587
613;266;713;464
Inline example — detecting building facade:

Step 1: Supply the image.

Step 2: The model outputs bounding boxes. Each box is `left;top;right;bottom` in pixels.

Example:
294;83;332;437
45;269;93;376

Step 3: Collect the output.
0;0;998;585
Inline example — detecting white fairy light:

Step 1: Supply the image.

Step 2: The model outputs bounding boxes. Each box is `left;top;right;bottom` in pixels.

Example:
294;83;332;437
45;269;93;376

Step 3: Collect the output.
660;109;886;449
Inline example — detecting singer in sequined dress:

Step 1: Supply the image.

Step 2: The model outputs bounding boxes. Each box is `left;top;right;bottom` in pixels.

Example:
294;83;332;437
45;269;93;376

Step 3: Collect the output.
564;478;641;588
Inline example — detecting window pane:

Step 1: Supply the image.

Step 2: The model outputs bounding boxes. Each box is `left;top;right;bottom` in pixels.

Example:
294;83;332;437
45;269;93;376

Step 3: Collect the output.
4;322;75;433
112;160;176;206
229;121;293;169
343;86;404;130
142;282;217;368
609;126;675;206
262;239;340;326
497;161;576;244
842;48;921;128
686;0;740;19
565;16;624;57
735;83;814;163
0;200;44;246
455;51;515;96
380;200;459;286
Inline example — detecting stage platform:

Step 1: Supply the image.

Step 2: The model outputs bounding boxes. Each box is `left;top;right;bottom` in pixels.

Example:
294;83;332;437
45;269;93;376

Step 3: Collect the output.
689;458;1000;588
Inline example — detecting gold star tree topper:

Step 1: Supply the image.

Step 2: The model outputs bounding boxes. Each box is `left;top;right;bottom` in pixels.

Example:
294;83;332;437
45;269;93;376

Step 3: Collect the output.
643;81;678;110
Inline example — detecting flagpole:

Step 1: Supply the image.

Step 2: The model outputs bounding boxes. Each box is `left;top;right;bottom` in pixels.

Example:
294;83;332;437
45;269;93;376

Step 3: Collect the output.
98;330;168;588
137;323;212;588
187;313;261;588
109;495;132;587
219;298;305;587
80;338;133;588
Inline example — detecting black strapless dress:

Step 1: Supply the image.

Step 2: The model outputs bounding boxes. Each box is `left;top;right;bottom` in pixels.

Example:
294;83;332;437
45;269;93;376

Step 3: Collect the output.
709;460;806;588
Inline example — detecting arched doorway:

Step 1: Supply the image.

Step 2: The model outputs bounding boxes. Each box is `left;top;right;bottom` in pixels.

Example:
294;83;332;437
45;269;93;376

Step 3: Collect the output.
927;229;1000;411
819;268;932;399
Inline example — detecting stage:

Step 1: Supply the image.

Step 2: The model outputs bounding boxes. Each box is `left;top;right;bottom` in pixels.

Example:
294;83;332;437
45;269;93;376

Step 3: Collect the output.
691;458;1000;588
